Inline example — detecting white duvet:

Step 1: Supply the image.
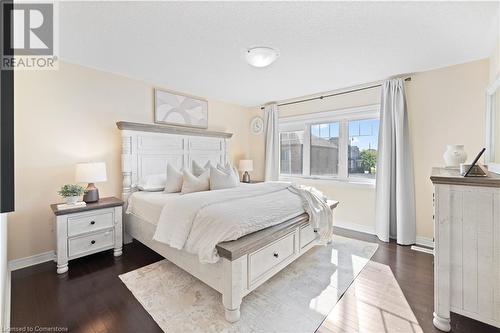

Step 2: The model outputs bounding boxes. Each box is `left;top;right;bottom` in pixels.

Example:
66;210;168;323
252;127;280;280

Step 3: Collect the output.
152;182;333;263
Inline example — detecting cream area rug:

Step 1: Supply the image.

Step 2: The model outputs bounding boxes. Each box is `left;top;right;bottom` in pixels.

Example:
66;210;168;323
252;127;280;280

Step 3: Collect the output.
119;235;378;333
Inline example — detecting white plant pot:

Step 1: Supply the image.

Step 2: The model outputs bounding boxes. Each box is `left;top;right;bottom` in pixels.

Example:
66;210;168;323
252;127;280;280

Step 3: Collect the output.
443;144;467;168
65;196;80;205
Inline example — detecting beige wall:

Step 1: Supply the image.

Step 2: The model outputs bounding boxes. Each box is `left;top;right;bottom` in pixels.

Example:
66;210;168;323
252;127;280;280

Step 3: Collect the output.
490;41;499;83
490;8;500;83
252;59;489;240
10;62;255;260
408;59;489;238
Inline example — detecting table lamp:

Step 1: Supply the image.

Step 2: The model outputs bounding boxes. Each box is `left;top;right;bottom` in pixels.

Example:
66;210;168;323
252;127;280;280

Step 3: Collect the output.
75;162;107;203
238;160;253;183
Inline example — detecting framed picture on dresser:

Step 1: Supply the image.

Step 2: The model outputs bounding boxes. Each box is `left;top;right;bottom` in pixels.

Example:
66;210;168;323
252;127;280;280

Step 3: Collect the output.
154;88;208;129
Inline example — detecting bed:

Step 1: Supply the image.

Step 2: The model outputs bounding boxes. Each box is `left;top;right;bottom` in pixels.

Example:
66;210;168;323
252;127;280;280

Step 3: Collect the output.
117;121;338;322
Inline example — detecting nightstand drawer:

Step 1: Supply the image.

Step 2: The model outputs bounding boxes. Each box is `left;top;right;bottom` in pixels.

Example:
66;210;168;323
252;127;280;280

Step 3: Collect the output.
68;229;114;258
67;211;114;236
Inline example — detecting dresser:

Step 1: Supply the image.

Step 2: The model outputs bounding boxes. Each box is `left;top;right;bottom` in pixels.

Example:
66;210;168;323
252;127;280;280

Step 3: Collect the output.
50;197;124;274
431;168;500;331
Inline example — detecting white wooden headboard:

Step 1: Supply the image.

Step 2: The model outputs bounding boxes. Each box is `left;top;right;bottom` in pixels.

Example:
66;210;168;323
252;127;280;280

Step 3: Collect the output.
117;122;232;200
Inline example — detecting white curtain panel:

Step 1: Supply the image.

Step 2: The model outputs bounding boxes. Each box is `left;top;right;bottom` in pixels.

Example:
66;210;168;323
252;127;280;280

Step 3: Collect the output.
375;79;416;245
264;103;280;181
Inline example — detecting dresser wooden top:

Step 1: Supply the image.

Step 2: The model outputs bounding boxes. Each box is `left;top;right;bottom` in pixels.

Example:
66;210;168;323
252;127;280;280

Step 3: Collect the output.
51;197;124;216
430;167;500;188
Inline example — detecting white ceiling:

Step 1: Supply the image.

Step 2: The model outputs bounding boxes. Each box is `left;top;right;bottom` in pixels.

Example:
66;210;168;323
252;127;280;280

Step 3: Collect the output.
59;1;499;107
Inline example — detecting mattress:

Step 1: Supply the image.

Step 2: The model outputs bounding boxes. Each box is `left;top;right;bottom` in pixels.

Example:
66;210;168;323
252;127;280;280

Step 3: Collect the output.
126;191;180;225
126;184;253;226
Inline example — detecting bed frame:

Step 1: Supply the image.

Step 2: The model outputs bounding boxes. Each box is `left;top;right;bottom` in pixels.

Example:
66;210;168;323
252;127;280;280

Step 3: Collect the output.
117;121;338;322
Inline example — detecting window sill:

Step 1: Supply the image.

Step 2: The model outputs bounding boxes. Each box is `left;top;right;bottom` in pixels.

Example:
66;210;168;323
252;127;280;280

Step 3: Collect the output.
279;175;376;189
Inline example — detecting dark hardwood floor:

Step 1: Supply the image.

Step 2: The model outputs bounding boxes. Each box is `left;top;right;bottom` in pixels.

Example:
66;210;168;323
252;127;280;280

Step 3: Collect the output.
11;228;500;333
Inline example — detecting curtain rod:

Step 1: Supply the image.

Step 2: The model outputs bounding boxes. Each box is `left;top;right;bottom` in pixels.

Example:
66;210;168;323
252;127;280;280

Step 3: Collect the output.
260;77;411;110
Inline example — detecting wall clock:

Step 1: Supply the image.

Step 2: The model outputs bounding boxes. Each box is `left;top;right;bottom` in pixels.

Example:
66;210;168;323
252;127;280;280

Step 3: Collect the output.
250;116;264;135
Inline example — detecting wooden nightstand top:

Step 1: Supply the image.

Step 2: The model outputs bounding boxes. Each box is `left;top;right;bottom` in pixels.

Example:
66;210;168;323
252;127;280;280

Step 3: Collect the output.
51;197;124;216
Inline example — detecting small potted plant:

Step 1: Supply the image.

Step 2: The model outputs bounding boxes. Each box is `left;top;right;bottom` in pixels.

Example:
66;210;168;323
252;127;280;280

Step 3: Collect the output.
58;184;85;205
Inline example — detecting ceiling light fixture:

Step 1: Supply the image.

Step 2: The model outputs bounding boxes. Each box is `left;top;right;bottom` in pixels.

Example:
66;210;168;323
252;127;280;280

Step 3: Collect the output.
245;47;279;68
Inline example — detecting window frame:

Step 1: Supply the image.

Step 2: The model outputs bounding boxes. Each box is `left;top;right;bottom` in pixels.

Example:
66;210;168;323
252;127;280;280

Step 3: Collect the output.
278;104;380;185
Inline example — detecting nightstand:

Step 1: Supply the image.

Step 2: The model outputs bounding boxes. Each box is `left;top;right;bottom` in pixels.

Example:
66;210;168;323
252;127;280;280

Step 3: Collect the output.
50;197;124;274
241;180;263;184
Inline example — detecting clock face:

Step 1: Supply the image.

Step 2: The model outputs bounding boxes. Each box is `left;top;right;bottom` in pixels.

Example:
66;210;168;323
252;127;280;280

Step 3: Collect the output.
250;117;264;135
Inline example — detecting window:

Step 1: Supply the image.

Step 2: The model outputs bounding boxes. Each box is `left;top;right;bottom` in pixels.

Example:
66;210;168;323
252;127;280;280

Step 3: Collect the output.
311;122;339;176
280;131;304;175
348;119;379;179
279;105;379;183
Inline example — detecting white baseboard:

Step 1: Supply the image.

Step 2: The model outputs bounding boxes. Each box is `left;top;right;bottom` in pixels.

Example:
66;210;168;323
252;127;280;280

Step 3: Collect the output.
334;220;376;236
334;220;434;250
415;236;434;249
411;245;434;255
8;250;55;271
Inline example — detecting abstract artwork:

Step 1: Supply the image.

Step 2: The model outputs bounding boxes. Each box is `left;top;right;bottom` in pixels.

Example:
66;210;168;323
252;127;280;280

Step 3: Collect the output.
154;89;208;128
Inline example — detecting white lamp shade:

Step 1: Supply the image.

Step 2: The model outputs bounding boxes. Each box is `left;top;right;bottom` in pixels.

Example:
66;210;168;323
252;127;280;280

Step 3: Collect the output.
238;160;254;172
75;162;107;183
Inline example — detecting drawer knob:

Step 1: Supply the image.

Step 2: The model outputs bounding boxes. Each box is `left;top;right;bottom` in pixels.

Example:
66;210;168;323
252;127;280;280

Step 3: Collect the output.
90;221;96;225
273;252;279;258
91;240;96;245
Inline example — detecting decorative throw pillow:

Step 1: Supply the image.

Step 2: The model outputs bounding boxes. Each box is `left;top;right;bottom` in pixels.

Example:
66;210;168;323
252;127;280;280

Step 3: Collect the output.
136;173;166;191
217;162;240;183
210;166;239;190
181;169;210;194
192;160;212;177
164;163;183;193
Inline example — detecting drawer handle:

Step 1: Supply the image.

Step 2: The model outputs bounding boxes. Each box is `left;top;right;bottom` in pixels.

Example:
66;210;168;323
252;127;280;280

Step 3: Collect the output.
273;252;279;258
91;240;96;245
90;221;96;225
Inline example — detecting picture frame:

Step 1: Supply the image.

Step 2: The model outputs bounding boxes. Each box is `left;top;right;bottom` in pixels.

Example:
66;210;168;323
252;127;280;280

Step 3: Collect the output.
154;88;208;129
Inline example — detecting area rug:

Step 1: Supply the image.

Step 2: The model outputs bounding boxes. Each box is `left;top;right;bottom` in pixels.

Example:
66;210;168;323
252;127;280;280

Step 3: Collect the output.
119;235;378;333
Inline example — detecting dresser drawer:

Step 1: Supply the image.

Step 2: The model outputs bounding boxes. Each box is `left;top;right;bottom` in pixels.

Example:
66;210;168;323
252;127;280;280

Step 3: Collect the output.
248;232;296;284
300;224;317;249
67;210;114;237
68;229;114;258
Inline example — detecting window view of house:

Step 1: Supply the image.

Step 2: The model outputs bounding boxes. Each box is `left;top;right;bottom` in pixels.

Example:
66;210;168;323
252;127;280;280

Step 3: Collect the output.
278;108;380;182
280;131;304;175
348;119;379;179
311;122;339;176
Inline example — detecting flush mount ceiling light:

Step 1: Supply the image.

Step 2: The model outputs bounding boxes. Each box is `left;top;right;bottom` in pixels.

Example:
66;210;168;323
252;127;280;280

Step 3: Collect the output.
245;47;279;68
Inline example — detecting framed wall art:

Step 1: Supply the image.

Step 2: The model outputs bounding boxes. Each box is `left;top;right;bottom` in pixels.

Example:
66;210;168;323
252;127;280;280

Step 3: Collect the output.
154;89;208;128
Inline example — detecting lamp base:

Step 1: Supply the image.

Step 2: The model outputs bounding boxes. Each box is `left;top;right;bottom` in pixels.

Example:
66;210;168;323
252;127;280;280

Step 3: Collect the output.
83;183;99;203
242;171;251;183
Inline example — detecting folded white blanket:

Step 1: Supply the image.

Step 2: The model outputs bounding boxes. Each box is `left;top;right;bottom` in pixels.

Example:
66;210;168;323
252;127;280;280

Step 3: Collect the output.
153;182;333;263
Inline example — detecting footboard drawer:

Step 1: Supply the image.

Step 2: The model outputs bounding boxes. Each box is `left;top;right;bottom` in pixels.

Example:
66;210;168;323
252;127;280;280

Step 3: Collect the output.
248;232;296;285
300;224;317;250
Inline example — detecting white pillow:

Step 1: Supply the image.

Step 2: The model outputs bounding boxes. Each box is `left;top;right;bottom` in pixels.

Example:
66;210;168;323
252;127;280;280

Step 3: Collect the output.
217;163;240;183
210;166;239;190
136;173;166;191
164;163;183;193
181;169;210;194
192;160;212;177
